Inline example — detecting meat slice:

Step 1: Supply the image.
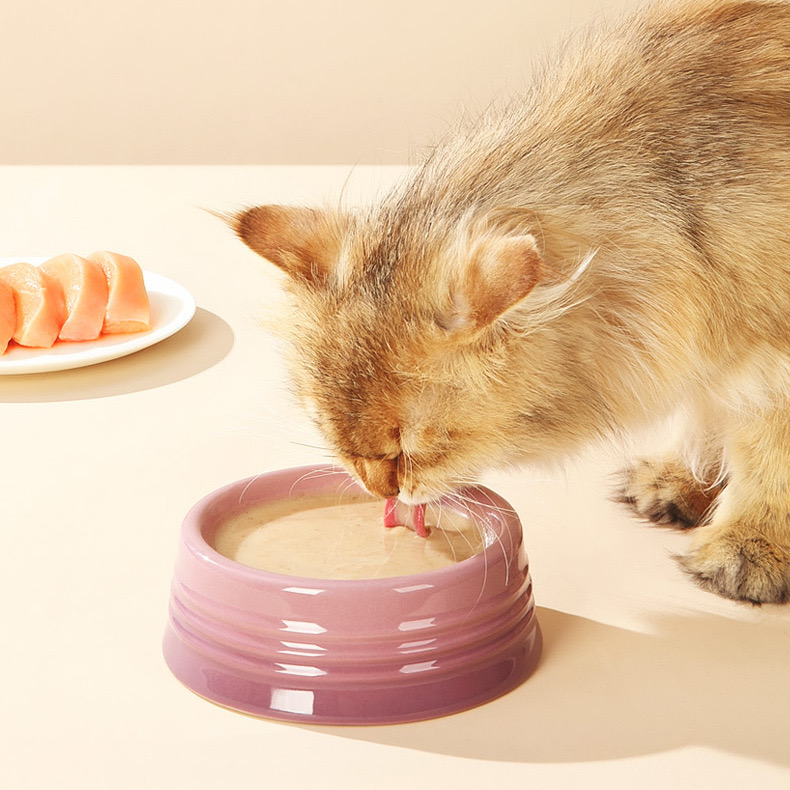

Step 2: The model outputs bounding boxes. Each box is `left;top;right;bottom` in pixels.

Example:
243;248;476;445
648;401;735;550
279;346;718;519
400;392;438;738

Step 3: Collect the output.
0;280;16;353
88;251;151;334
0;263;66;348
40;253;109;341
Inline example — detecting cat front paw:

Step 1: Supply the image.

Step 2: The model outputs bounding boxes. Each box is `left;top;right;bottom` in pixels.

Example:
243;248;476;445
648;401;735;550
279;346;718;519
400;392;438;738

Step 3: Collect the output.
678;525;790;604
615;458;719;529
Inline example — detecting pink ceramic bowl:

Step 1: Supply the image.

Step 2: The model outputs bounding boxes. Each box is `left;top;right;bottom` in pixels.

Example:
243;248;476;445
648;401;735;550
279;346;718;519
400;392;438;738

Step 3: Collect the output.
163;465;542;725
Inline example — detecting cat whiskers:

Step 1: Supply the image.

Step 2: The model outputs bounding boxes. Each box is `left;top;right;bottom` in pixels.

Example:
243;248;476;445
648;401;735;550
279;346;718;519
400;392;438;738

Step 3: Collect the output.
333;475;367;506
286;465;346;500
238;472;266;504
428;499;461;564
288;440;338;462
441;490;492;619
238;465;342;505
431;498;481;568
446;486;514;588
209;389;337;469
398;445;420;501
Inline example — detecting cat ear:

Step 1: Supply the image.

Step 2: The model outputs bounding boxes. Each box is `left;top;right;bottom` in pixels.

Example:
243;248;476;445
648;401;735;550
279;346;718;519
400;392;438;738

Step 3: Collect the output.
232;205;345;286
441;234;544;333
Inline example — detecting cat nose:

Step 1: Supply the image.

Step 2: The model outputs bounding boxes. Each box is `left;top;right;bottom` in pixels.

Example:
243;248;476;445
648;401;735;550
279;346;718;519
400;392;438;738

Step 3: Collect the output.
352;456;399;498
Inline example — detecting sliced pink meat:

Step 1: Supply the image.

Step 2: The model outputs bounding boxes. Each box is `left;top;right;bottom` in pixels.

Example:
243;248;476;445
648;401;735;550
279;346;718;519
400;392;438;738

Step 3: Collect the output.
0;280;15;353
40;253;109;341
88;251;151;334
0;262;66;348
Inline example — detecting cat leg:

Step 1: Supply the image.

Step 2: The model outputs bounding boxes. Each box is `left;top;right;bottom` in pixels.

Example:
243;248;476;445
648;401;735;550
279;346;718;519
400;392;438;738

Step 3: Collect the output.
616;416;725;529
616;455;723;528
678;407;790;604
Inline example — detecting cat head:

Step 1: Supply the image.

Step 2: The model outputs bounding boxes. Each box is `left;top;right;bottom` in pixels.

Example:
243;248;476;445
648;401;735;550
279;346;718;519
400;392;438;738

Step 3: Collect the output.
233;202;587;503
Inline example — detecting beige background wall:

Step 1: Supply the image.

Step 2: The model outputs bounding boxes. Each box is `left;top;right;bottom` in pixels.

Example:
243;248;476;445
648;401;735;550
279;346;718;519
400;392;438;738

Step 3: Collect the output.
2;0;643;164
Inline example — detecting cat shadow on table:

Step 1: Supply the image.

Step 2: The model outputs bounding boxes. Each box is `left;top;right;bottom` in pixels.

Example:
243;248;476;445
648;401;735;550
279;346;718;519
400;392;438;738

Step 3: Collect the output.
0;307;233;402
309;606;790;766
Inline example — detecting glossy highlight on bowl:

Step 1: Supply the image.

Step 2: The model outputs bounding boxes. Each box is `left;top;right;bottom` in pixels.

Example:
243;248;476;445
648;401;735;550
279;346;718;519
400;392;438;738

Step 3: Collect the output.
162;465;542;725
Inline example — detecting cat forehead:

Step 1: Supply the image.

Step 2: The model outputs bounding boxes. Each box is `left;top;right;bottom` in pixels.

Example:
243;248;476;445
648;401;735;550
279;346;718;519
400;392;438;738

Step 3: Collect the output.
293;314;428;403
304;361;446;449
336;208;448;288
292;293;464;399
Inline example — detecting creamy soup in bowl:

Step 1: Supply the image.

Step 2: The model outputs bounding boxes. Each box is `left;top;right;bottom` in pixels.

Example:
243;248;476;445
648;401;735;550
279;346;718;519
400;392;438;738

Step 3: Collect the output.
212;494;485;579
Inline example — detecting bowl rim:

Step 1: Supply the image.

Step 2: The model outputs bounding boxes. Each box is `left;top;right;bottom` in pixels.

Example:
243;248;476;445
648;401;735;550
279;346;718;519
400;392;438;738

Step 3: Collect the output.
181;464;524;590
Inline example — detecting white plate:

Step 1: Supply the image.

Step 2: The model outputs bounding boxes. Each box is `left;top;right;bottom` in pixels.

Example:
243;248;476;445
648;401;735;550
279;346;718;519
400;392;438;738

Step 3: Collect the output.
0;260;196;375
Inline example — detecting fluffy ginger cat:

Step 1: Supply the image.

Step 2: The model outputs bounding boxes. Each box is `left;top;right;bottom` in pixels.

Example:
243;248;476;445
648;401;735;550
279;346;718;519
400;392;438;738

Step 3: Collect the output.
233;0;790;605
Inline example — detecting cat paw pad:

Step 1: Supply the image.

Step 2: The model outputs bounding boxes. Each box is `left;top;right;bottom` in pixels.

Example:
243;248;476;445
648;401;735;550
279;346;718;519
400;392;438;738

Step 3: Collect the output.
678;530;790;604
615;459;717;529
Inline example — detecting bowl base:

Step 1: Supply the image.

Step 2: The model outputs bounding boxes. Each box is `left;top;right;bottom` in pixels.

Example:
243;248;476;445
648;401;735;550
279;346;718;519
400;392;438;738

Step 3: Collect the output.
163;618;542;726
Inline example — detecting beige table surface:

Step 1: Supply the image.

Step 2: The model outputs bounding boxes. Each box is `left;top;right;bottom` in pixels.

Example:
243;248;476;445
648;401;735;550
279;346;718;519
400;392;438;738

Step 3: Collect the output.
2;166;788;790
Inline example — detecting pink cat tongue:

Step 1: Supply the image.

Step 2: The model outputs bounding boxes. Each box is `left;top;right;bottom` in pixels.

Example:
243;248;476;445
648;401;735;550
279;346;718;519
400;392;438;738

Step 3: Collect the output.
383;498;429;538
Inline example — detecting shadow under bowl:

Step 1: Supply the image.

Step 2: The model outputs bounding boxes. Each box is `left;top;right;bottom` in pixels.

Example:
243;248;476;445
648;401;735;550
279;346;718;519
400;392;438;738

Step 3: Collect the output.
163;465;542;725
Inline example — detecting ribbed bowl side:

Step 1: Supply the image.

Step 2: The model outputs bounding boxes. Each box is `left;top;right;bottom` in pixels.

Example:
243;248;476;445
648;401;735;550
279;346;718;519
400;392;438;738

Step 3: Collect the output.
163;466;543;724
